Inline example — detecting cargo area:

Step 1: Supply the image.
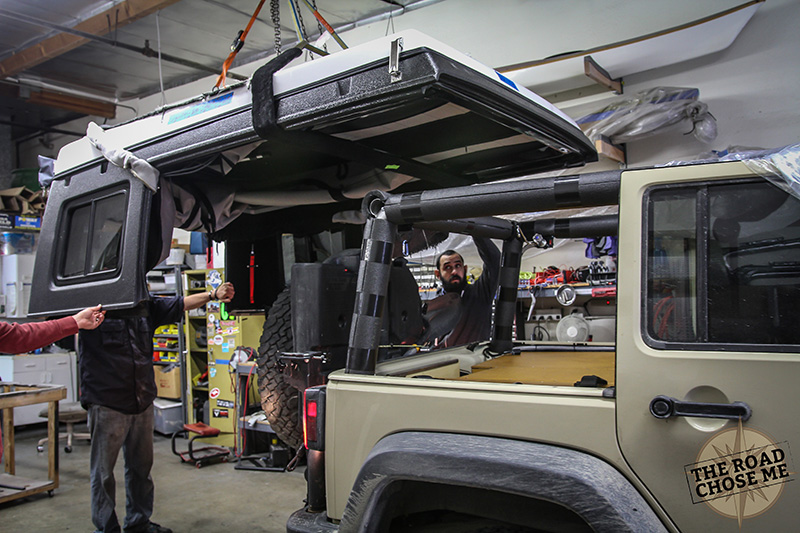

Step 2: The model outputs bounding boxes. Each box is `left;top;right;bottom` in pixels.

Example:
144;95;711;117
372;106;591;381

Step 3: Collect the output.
376;345;616;388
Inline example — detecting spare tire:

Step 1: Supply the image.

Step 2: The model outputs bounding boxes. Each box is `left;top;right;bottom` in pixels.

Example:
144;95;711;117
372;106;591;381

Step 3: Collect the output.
256;287;302;449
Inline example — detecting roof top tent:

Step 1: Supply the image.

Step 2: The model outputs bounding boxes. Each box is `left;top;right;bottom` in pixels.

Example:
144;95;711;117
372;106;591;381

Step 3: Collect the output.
28;30;597;318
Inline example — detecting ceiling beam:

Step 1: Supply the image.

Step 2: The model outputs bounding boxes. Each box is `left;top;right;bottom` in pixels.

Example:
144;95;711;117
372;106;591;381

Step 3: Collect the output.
26;89;116;119
0;0;183;78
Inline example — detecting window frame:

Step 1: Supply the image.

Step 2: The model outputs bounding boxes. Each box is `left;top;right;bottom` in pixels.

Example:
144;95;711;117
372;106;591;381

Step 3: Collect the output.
54;186;129;285
641;177;799;353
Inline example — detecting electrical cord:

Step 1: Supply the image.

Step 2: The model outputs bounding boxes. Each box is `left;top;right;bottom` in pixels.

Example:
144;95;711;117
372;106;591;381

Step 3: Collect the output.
229;346;257;457
652;295;676;340
532;325;550;341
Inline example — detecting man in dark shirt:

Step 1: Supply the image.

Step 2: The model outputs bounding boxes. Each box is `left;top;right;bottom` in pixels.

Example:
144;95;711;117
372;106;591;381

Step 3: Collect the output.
80;282;234;533
429;237;501;348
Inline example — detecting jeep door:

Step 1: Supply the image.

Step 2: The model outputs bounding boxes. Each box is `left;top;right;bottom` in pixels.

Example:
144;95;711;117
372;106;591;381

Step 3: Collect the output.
616;161;799;531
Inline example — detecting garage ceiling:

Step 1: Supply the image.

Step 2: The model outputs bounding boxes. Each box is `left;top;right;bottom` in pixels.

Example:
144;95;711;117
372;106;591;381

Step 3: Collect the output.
0;0;438;142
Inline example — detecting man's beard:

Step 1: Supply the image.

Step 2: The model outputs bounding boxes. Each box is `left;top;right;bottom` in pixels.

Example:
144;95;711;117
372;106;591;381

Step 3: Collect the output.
441;275;466;292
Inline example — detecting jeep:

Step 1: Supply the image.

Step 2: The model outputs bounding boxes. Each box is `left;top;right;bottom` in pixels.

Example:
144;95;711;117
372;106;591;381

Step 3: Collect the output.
286;154;799;532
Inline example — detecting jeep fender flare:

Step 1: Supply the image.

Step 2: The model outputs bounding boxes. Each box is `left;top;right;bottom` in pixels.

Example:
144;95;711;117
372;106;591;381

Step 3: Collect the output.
339;431;667;533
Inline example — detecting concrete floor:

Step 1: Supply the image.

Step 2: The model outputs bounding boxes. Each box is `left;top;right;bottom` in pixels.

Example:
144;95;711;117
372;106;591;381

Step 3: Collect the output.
1;423;307;532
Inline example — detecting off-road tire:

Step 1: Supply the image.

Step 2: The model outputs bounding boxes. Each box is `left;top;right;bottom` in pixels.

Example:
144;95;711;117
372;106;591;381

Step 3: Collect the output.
257;287;302;449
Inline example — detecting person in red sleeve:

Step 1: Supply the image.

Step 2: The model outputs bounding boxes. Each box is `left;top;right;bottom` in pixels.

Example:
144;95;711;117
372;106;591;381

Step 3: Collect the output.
0;304;105;466
0;305;106;354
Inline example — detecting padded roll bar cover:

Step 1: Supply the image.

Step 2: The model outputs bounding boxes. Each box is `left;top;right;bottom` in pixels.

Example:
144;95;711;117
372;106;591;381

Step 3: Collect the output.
380;170;622;224
346;215;397;374
339;432;668;532
489;236;523;353
521;214;619;239
251;47;303;139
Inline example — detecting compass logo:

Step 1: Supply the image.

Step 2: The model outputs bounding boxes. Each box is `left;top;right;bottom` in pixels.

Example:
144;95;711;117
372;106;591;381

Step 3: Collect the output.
685;423;794;525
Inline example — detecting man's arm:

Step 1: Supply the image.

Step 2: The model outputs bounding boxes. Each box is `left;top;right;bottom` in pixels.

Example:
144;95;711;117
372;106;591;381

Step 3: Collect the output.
473;236;501;295
183;281;235;311
0;305;106;354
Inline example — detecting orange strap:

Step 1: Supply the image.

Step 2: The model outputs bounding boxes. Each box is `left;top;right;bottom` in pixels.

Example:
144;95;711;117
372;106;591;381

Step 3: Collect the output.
214;0;267;89
300;0;347;49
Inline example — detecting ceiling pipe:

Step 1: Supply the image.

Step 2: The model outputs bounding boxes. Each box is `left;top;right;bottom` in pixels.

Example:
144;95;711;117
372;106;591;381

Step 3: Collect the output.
337;0;446;33
0;119;82;138
0;7;247;81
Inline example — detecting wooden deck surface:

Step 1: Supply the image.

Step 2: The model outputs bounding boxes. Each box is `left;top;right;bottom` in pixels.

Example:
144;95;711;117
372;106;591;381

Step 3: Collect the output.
459;351;615;387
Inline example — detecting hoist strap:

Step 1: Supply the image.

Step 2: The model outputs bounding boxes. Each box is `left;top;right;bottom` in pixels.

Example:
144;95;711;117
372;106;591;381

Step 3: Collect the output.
214;0;267;89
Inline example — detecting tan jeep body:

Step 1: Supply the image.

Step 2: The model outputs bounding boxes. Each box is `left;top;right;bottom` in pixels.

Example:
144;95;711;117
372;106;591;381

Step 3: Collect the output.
290;160;799;532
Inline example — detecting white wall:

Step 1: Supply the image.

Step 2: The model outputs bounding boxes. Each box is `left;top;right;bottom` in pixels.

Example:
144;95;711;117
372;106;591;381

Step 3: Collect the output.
618;0;800;164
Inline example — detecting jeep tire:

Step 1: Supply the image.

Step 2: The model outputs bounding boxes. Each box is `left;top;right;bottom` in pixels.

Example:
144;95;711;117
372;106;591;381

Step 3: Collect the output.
257;287;303;449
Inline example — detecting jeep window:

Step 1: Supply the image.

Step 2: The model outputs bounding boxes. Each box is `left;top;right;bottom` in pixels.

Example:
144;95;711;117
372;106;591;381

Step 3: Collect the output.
645;179;800;349
60;190;126;280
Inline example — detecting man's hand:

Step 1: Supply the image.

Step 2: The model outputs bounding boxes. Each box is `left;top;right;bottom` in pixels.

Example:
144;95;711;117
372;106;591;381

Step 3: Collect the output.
73;305;106;330
184;282;236;311
215;282;235;303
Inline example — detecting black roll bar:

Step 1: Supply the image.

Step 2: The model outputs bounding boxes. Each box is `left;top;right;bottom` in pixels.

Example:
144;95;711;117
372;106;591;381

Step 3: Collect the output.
381;170;621;224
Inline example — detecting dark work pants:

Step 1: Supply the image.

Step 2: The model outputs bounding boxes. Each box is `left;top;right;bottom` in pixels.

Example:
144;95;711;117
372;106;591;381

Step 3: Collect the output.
88;404;155;533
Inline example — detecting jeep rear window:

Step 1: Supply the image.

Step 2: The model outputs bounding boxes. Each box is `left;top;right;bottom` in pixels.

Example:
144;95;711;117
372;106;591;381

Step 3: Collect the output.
61;191;126;279
645;179;800;350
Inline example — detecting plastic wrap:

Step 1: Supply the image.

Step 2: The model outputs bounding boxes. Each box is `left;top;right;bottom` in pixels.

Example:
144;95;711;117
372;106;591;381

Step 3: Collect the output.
741;143;800;200
665;143;800;201
577;87;717;144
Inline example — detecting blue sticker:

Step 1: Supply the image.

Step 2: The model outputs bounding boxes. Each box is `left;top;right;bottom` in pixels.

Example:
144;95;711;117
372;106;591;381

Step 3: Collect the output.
167;92;234;124
209;367;217;378
496;72;518;91
207;270;223;289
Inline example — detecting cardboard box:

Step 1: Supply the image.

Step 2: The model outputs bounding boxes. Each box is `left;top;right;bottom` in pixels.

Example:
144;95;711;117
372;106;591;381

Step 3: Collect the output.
153;398;183;435
154;364;181;399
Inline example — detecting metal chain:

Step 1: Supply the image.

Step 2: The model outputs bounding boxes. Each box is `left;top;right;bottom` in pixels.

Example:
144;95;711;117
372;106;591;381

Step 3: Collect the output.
295;0;308;42
271;0;281;55
312;0;327;53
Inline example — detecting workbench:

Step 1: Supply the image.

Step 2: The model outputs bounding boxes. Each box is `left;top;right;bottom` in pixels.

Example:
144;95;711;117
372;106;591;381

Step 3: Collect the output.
0;382;66;504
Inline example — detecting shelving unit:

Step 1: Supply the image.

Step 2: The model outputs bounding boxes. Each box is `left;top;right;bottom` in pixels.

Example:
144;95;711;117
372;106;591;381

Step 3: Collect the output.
147;264;186;424
182;269;210;426
182;268;264;447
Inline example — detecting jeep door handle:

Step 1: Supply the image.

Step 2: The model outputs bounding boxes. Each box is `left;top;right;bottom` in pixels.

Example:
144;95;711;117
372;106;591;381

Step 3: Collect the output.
649;395;752;421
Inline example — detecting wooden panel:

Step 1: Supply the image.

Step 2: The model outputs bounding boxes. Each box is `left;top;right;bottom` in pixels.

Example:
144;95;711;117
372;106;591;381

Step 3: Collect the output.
460;351;615;387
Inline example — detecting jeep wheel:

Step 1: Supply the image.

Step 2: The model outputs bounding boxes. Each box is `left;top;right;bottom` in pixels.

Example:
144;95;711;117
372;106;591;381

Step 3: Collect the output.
257;287;302;449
